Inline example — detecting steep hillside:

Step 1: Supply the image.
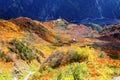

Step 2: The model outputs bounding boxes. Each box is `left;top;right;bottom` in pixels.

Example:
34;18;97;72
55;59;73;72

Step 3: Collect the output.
0;19;25;41
0;17;120;80
11;17;58;43
100;24;120;40
0;17;60;80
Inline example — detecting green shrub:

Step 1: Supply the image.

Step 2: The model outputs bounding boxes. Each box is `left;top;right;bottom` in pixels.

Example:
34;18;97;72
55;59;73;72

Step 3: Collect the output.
42;46;91;70
0;50;5;58
9;39;44;63
55;62;89;80
39;64;54;77
69;46;90;62
0;50;12;62
72;63;88;80
9;39;35;61
69;53;80;62
5;56;12;62
88;23;103;32
51;57;62;68
99;51;106;58
57;69;63;80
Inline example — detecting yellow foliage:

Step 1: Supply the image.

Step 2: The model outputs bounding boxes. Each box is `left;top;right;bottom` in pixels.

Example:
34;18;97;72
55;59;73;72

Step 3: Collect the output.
0;20;24;41
63;76;74;80
3;47;9;54
75;46;96;60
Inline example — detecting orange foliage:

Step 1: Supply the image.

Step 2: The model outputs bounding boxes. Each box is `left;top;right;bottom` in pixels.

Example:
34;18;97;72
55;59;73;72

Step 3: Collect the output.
11;17;57;43
0;20;24;41
0;61;14;71
42;21;57;28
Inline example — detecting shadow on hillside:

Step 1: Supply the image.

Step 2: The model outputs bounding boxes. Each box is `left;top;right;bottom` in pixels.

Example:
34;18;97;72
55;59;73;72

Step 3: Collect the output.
90;40;120;59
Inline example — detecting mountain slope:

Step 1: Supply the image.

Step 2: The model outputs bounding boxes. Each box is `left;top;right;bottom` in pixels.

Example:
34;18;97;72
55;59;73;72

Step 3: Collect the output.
11;17;57;43
0;0;120;23
0;17;120;80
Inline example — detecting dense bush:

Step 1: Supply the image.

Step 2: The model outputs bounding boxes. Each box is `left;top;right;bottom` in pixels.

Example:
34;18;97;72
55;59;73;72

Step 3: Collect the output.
38;62;89;80
98;51;106;58
9;39;44;63
41;46;92;70
88;23;103;32
0;50;5;58
0;50;12;62
52;62;89;80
